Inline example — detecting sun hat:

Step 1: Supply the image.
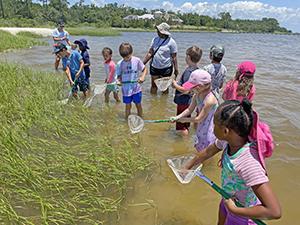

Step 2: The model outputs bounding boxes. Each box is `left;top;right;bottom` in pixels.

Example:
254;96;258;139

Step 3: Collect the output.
74;38;90;49
237;61;256;76
182;69;211;90
53;43;67;54
210;45;225;59
156;22;171;36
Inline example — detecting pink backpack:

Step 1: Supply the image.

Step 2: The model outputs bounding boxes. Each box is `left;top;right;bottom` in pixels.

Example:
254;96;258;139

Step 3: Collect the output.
249;111;274;169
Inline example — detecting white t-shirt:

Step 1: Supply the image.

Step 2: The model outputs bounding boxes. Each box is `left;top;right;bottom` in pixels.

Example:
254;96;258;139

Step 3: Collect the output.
204;63;227;92
52;28;70;46
150;36;177;69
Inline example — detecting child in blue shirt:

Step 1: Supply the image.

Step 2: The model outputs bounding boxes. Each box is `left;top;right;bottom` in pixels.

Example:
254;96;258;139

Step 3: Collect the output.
172;46;202;136
74;39;91;90
116;42;147;119
54;43;88;99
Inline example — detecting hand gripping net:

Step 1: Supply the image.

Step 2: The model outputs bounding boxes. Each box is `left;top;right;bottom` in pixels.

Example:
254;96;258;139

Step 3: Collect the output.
167;155;203;184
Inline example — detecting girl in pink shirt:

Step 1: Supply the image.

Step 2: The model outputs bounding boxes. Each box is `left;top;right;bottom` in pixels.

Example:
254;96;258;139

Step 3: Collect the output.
222;61;256;102
102;47;120;103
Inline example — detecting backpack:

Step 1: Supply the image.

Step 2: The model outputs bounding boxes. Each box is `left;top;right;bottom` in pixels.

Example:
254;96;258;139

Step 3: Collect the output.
249;110;274;169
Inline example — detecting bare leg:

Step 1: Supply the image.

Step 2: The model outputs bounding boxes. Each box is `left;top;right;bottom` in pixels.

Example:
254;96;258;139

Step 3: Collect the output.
113;92;121;102
135;103;143;117
55;55;60;70
125;103;132;119
105;90;110;103
150;75;159;94
178;129;189;136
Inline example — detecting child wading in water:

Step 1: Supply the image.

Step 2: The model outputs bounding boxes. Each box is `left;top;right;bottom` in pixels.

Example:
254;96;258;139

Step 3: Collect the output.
171;69;218;151
223;61;256;102
116;42;147;118
172;46;202;136
102;47;120;103
204;45;227;96
184;100;281;224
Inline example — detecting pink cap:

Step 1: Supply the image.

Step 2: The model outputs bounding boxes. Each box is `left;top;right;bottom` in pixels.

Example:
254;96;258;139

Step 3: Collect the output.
237;61;256;77
182;69;211;90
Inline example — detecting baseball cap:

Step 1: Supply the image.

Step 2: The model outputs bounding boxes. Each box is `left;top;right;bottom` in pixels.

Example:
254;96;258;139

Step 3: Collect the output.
53;43;67;54
74;38;90;49
182;69;211;90
210;45;225;59
237;61;256;76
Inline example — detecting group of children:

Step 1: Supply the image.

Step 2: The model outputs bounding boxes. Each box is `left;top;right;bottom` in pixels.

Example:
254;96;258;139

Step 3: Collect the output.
53;35;281;224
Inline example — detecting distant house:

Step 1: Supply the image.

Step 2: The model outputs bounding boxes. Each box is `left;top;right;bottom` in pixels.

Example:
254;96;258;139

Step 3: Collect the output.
123;15;139;20
138;14;155;20
154;11;163;19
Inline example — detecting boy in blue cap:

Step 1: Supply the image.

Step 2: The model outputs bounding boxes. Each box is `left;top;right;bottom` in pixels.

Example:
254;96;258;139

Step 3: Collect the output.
54;43;88;99
74;39;91;90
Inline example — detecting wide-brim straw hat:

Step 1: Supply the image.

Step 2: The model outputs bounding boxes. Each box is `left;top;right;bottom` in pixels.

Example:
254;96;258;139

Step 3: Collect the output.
156;22;171;36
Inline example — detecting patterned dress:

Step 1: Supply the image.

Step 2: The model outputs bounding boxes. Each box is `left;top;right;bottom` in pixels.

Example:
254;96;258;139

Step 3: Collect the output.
194;92;218;151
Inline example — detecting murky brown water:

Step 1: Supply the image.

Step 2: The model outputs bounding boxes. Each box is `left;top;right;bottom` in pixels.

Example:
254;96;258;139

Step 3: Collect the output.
1;32;300;225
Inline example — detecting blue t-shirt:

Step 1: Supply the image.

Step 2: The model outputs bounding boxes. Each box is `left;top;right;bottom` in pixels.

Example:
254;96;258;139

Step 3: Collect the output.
174;66;198;105
66;50;85;81
81;50;90;78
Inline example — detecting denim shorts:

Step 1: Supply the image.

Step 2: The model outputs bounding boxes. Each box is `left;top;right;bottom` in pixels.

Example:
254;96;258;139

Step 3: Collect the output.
123;92;142;104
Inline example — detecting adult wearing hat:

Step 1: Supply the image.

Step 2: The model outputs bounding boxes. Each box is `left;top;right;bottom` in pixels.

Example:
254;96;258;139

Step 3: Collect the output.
52;20;71;70
143;22;179;94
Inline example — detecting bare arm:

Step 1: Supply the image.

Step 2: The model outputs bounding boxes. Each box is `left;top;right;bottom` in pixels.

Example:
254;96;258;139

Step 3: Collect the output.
185;143;223;169
143;48;154;65
174;95;197;119
65;67;73;85
179;95;216;123
171;53;179;77
172;80;188;93
225;182;281;220
138;67;148;83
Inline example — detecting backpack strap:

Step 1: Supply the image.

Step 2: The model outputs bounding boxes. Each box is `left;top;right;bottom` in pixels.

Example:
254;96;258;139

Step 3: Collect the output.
149;37;169;66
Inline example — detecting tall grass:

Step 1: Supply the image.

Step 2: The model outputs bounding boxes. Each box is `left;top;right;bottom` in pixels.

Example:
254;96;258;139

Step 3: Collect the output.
0;31;46;52
68;27;120;36
0;63;152;224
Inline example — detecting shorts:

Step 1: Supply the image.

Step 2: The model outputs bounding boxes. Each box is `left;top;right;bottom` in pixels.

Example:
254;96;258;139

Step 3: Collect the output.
150;65;173;77
106;83;119;93
176;104;190;130
72;78;88;93
123;92;142;104
219;199;256;225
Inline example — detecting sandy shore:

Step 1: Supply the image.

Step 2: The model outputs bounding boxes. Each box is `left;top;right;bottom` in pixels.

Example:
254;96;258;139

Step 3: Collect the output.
0;27;53;37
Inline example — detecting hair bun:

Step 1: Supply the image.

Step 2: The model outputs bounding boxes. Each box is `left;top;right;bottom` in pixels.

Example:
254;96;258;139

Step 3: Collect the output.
241;98;252;114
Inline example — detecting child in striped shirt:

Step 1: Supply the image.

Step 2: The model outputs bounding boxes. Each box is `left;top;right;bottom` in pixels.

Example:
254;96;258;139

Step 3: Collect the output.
184;99;281;225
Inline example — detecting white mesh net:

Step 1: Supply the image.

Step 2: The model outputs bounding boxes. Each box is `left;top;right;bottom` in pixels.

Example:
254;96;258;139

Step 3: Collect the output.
167;155;202;184
84;84;106;107
128;115;145;134
154;76;173;92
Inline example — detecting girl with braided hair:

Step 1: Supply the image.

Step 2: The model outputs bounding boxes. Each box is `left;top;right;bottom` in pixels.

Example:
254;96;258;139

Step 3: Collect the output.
184;99;281;225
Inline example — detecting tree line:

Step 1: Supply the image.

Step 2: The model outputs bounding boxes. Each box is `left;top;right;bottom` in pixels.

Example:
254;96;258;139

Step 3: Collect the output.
0;0;291;33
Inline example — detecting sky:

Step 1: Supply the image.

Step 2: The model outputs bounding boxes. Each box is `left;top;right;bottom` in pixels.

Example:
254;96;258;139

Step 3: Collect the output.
68;0;300;32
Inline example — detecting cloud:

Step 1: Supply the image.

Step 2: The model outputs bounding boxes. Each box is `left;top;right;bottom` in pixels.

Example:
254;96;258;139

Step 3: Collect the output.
159;1;300;31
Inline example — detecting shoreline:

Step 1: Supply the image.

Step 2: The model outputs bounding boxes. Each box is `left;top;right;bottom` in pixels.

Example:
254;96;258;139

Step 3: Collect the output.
0;27;293;37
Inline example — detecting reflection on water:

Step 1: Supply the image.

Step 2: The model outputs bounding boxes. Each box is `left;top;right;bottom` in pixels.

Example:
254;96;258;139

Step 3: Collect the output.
1;32;300;224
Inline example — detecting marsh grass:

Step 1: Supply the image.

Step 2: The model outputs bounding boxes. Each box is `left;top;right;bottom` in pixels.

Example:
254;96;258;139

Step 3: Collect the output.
0;31;47;52
68;27;120;37
16;31;44;39
0;63;152;224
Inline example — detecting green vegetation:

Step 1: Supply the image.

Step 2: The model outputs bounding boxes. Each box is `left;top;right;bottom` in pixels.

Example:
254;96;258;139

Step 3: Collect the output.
0;63;152;224
16;31;44;38
0;1;292;34
68;27;120;36
0;30;46;52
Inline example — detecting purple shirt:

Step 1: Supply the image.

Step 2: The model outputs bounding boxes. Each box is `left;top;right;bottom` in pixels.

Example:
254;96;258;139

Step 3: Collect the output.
116;56;145;97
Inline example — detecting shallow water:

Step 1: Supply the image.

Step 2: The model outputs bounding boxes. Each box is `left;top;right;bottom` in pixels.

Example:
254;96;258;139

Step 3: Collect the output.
1;32;300;225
